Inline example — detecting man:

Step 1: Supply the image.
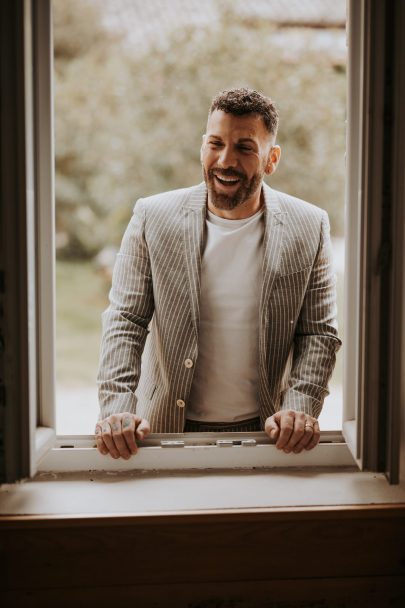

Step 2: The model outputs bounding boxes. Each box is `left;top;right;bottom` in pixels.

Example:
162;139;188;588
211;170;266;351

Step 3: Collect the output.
96;88;341;459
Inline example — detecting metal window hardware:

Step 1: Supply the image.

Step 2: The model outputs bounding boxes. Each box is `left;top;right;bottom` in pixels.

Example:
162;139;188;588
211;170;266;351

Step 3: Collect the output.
241;439;257;447
160;438;258;448
216;439;257;447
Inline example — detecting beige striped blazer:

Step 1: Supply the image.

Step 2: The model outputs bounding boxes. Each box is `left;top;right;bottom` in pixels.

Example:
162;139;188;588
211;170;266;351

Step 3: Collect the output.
97;181;341;432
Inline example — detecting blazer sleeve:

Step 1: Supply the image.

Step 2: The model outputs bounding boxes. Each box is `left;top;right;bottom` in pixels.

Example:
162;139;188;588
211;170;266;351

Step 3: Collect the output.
280;210;342;418
97;198;154;419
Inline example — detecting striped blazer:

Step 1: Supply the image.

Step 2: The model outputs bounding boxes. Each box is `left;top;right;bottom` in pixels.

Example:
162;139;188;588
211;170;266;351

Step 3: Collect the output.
97;181;341;432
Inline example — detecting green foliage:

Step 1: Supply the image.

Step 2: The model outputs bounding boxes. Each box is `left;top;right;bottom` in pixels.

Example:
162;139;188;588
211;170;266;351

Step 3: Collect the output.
54;0;346;259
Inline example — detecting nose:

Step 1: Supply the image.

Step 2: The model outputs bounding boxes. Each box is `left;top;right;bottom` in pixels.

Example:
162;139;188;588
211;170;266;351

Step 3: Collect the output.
217;145;238;168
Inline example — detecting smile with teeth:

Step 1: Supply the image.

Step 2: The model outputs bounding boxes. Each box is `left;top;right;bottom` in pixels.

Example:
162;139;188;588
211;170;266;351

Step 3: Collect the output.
214;174;241;186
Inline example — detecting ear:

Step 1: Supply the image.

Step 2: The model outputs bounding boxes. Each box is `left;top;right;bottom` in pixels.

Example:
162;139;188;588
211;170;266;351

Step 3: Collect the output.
265;145;281;176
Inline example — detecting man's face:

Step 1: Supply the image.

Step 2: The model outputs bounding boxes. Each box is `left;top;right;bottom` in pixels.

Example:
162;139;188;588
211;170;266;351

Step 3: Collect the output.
201;109;279;211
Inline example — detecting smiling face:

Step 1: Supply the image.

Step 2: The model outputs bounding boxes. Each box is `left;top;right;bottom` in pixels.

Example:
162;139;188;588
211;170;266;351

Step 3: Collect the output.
201;110;280;218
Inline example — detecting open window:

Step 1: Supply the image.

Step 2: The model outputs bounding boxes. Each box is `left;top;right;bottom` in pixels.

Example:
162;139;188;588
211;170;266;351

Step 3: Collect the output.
52;0;346;437
1;0;404;483
342;0;404;482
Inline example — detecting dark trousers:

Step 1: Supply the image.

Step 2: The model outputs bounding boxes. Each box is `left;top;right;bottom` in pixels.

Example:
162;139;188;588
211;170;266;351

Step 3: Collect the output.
184;416;261;432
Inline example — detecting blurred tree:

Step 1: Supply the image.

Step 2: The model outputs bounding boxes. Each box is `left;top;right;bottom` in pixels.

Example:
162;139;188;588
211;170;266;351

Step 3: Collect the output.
54;0;345;259
54;0;133;257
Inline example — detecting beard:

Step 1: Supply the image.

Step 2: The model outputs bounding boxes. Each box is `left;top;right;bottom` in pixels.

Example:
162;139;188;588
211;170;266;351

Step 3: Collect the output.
203;166;264;210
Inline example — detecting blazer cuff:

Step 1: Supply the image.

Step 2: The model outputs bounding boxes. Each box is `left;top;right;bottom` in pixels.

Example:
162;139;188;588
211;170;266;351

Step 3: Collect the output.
279;389;323;418
98;392;138;420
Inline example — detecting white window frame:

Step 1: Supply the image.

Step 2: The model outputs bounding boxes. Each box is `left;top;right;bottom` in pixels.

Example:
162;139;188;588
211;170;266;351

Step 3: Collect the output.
342;0;370;467
3;0;404;482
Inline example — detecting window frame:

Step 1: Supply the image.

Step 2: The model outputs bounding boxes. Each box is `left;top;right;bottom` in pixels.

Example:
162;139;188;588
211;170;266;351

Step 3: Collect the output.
38;430;354;472
1;0;44;481
2;0;404;483
342;0;404;483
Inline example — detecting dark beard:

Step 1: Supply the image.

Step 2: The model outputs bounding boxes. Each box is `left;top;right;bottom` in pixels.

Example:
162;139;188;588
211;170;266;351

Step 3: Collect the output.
203;167;263;210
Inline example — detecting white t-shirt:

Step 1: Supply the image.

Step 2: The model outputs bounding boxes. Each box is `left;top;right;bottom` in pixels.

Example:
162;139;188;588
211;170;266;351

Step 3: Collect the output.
187;208;264;422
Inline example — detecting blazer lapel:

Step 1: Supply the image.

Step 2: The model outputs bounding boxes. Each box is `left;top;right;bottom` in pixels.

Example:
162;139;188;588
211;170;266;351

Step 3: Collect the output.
181;181;286;341
182;182;207;338
260;184;286;327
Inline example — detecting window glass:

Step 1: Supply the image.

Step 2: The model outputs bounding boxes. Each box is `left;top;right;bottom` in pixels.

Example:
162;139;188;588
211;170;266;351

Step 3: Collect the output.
53;0;346;434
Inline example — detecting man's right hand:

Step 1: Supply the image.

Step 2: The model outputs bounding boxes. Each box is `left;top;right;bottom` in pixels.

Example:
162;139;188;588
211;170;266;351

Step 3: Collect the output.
95;413;150;459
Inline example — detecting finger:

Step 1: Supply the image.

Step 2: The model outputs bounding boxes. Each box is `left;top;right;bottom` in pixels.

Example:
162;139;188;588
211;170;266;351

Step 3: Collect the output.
101;420;120;459
264;416;280;442
95;424;108;455
305;420;321;450
135;418;151;440
121;415;138;454
292;424;314;453
284;413;306;452
276;411;295;449
110;416;131;459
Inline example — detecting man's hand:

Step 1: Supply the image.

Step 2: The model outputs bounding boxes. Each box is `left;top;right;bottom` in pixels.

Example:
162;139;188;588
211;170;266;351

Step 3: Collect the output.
95;413;150;459
264;410;320;453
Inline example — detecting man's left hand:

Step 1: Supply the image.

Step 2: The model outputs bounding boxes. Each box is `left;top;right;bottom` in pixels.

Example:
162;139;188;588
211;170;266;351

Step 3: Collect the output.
264;410;320;453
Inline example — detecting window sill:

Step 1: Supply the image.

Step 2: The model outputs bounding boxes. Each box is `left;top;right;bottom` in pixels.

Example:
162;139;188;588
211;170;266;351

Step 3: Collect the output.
1;467;405;517
0;431;399;517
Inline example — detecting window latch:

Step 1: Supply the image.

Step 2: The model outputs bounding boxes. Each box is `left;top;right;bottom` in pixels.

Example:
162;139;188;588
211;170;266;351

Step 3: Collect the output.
216;439;257;447
160;438;258;448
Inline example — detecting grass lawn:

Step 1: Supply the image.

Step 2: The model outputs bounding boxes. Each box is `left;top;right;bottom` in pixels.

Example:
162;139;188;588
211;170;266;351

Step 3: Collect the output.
56;260;110;386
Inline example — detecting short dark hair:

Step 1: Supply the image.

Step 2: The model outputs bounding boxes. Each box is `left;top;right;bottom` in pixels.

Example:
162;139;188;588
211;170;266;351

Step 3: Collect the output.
209;88;279;138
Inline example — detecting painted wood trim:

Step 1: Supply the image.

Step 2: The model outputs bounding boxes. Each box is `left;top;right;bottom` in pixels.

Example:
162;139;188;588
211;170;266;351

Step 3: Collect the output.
1;502;405;527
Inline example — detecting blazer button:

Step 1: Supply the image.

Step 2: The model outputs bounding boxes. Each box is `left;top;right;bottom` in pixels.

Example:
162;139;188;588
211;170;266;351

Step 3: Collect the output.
184;358;193;368
176;399;186;408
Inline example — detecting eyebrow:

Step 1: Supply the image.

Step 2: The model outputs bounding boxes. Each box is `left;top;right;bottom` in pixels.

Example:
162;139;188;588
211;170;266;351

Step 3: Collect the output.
207;135;258;145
